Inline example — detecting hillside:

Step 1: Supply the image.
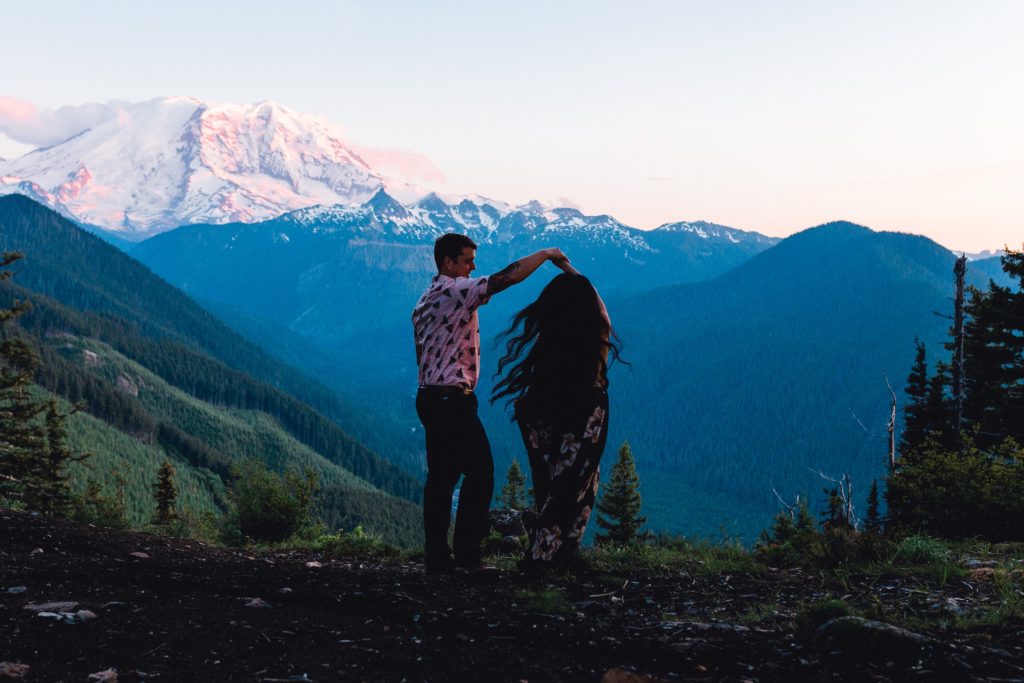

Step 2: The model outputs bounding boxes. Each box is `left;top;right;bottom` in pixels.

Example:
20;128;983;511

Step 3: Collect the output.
600;223;1011;539
0;195;422;545
2;510;1021;682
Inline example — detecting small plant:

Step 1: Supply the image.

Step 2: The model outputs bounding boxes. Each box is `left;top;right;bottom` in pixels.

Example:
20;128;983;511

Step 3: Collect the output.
160;511;221;542
892;535;952;566
70;476;129;529
513;588;574;616
794;598;855;641
313;526;402;560
756;498;817;566
738;601;781;626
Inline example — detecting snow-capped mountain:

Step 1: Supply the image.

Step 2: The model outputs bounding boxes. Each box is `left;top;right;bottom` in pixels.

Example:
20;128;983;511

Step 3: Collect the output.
0;97;383;236
281;189;656;254
0;95;779;254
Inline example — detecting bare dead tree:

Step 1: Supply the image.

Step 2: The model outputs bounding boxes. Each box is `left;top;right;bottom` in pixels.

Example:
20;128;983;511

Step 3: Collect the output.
812;469;858;531
885;374;897;474
771;482;801;520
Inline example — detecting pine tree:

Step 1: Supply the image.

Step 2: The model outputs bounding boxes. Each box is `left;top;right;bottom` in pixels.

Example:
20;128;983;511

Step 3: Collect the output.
32;397;89;515
595;441;647;546
899;339;930;455
497;458;527;510
864;480;881;534
963;247;1024;447
153;460;178;525
0;252;48;506
0;252;88;513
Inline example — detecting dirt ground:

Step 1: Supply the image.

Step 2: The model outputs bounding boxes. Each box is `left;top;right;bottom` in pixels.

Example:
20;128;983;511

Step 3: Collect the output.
1;510;1022;682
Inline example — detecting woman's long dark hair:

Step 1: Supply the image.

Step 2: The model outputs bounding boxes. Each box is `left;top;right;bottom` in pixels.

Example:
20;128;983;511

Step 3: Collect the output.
492;273;622;417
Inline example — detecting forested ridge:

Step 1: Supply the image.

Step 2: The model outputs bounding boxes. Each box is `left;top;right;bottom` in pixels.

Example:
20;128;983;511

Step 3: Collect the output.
0;196;424;545
0;195;419;502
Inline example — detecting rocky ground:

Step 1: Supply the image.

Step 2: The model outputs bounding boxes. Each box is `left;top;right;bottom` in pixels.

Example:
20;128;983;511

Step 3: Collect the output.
1;510;1022;682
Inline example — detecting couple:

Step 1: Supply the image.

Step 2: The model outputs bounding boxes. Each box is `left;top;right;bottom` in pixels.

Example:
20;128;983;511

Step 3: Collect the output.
412;233;619;574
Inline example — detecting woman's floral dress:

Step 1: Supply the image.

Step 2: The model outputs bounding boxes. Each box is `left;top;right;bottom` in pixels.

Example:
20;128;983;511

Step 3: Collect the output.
515;387;609;569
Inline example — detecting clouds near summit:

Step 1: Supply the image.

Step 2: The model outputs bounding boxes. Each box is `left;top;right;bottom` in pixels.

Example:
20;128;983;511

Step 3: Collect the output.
0;97;132;147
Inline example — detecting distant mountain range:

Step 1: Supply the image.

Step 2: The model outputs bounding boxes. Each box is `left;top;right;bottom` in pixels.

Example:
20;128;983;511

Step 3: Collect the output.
125;189;1014;540
0;96;781;254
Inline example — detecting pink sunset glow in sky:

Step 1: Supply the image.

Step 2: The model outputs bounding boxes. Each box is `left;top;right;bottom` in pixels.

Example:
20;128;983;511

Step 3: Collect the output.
1;1;1021;252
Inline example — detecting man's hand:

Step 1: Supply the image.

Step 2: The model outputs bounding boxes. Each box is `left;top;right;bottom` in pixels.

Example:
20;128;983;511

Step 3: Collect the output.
486;248;575;297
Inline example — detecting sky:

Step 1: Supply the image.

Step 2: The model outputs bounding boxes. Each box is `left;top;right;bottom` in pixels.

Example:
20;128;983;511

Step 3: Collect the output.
1;1;1021;252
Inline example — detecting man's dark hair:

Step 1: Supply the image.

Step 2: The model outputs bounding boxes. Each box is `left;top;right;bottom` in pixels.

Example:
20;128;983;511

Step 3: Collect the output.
434;233;477;270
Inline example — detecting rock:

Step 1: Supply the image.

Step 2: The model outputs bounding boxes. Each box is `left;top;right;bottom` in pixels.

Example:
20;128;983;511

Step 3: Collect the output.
663;620;750;635
115;374;138;396
279;587;293;594
129;551;151;560
29;548;43;555
489;508;528;537
245;598;272;608
5;586;26;594
964;559;998;569
812;616;934;656
82;349;101;366
0;662;29;678
969;567;996;581
23;601;78;613
88;669;118;682
76;609;99;621
305;560;323;568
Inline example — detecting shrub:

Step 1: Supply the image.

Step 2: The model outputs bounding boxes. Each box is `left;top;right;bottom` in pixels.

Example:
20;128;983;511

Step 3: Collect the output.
313;526;401;560
70;478;129;529
891;534;952;566
223;459;318;544
794;598;855;641
886;434;1024;541
756;499;818;566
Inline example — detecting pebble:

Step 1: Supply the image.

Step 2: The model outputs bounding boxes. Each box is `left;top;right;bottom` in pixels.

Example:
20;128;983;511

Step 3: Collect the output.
87;669;118;682
23;601;78;613
245;598;272;608
5;587;27;594
0;662;30;678
129;552;151;560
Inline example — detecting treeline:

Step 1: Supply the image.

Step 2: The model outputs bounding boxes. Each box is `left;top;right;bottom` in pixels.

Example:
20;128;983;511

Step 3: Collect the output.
0;282;419;500
886;248;1024;540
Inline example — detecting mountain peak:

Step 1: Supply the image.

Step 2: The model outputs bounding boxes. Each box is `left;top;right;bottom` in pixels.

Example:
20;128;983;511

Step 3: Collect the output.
363;188;409;220
0;98;383;238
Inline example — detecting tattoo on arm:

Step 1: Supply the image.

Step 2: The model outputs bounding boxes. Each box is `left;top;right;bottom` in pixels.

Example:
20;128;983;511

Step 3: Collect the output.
486;262;521;296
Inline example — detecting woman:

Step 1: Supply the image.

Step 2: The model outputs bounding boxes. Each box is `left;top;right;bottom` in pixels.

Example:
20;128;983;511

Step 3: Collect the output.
492;271;621;570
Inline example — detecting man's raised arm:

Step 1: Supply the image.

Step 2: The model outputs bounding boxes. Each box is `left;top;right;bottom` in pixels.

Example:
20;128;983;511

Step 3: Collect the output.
485;248;573;297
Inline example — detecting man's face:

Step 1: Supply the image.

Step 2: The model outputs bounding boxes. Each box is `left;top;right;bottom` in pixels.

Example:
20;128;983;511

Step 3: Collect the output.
444;247;476;278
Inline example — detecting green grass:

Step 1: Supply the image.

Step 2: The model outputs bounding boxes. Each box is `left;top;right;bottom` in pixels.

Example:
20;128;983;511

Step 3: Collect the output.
738;600;782;626
793;598;856;641
582;538;765;577
513;588;575;616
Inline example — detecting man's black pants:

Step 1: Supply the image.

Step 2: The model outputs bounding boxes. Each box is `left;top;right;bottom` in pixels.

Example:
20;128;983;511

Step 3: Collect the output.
415;388;494;568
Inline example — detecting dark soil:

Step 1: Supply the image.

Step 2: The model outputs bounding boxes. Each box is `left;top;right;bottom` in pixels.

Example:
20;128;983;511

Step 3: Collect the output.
1;511;1022;682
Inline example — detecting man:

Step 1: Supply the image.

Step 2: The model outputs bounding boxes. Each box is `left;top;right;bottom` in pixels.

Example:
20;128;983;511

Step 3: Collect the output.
412;233;572;574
